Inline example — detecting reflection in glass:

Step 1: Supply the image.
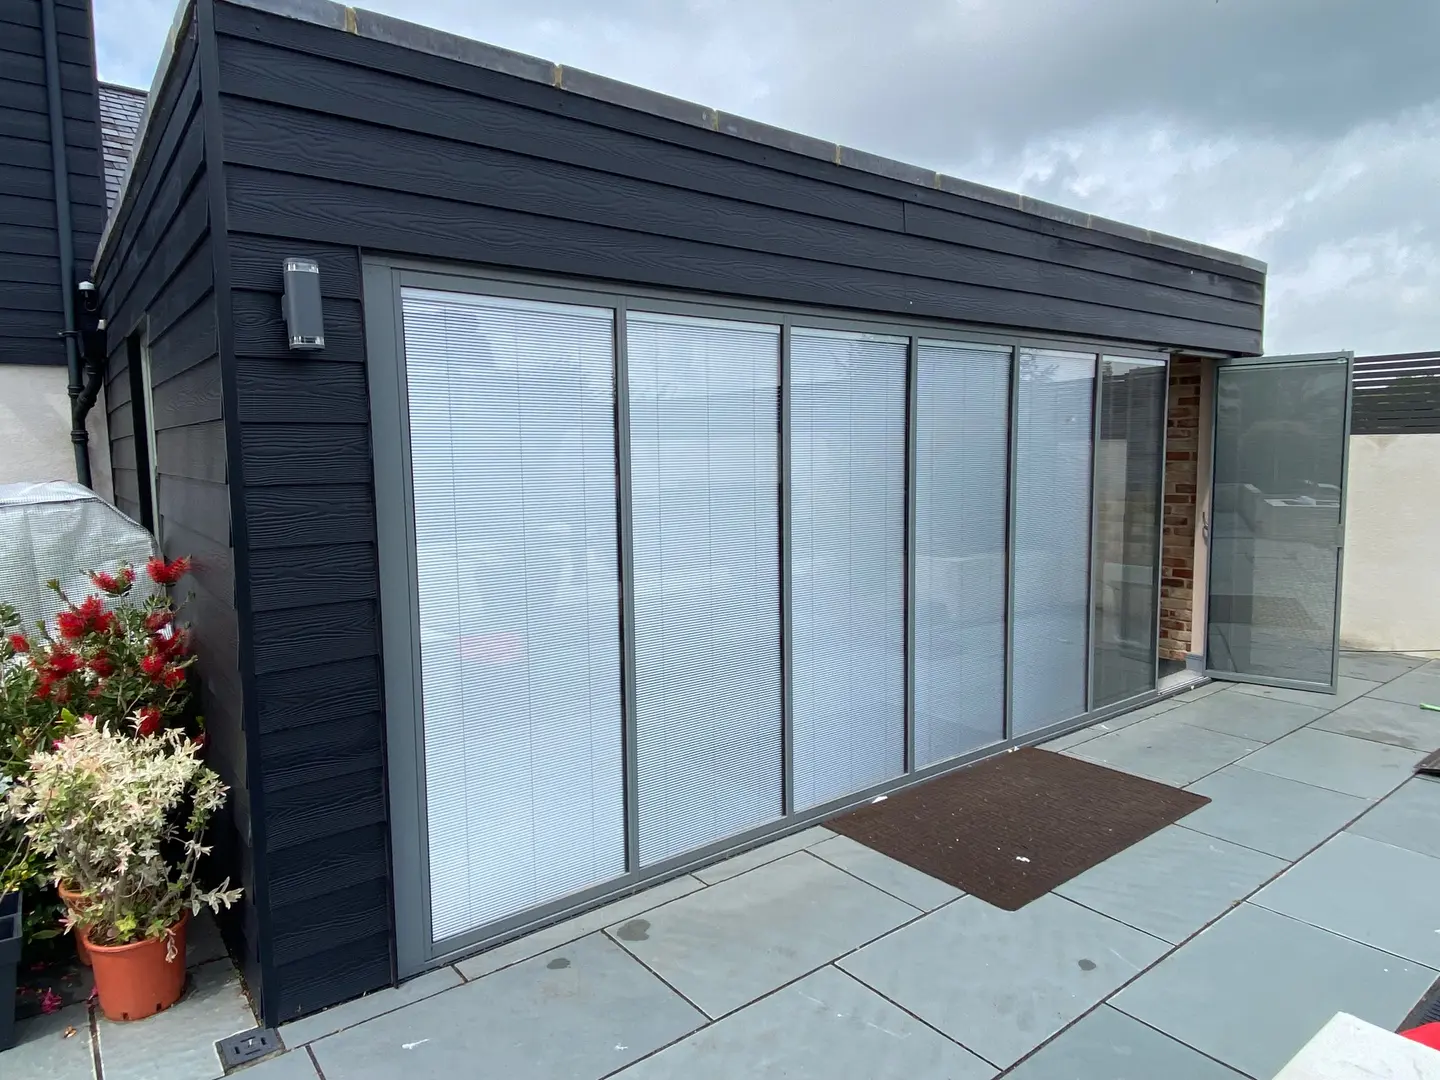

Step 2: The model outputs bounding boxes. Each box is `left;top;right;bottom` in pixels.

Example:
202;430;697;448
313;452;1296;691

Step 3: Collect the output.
1012;349;1096;734
1207;361;1347;685
1090;358;1167;708
913;341;1010;764
627;312;783;864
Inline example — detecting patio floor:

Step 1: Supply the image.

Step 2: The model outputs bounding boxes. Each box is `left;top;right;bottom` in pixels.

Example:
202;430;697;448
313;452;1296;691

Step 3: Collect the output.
8;653;1440;1079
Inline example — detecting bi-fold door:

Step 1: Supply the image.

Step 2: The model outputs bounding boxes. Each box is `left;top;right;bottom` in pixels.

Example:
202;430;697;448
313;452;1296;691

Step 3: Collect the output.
368;264;1172;974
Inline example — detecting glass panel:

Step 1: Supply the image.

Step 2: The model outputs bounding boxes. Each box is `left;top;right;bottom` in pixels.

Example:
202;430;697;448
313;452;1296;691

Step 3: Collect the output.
914;341;1010;764
1091;358;1167;708
627;311;783;864
401;288;625;941
1012;349;1096;734
790;328;907;808
1208;360;1347;685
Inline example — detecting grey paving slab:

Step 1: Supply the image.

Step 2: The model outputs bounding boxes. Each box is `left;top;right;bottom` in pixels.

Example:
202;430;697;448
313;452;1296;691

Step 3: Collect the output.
1340;652;1429;684
1349;777;1440;859
1311;693;1440;751
1066;714;1262;787
1005;1005;1246;1080
1184;765;1369;859
1233;676;1380;710
279;966;463;1047
1240;727;1425;799
1056;824;1286;943
310;934;703;1080
97;960;256;1080
1111;903;1436;1080
1165;691;1328;744
1042;699;1183;752
2;1003;94;1080
611;965;996;1080
839;893;1168;1069
188;912;229;968
454;872;704;979
229;1050;321;1079
692;826;835;884
1252;831;1440;967
1367;661;1440;707
807;834;963;911
606;851;917;1018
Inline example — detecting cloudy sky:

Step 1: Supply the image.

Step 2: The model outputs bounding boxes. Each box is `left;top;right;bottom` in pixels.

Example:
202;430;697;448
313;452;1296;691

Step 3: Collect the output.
93;0;1439;356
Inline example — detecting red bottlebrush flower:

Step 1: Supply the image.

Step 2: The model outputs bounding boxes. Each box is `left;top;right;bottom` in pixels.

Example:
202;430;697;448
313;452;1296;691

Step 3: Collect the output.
45;649;82;676
88;569;132;596
92;611;117;636
135;706;163;737
144;611;174;634
6;633;27;652
145;556;191;586
76;595;105;622
87;653;115;677
55;610;86;640
193;732;207;751
34;676;53;701
152;629;189;661
161;665;186;690
140;652;167;681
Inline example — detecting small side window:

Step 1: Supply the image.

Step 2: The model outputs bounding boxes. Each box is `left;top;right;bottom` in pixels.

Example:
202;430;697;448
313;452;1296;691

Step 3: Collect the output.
125;331;160;539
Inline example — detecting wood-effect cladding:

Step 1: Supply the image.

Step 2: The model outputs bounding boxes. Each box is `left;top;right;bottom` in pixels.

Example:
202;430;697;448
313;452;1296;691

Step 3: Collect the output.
0;0;105;365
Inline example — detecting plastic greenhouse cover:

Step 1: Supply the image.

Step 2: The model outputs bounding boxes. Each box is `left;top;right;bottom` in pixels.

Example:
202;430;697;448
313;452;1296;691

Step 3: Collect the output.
0;482;161;635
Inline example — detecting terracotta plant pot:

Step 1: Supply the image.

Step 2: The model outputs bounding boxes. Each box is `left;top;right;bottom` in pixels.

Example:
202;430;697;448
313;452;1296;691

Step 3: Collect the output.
56;882;91;967
85;913;189;1022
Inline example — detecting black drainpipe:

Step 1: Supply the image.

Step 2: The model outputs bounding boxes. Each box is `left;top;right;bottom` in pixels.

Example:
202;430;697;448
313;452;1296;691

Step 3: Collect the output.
40;0;92;488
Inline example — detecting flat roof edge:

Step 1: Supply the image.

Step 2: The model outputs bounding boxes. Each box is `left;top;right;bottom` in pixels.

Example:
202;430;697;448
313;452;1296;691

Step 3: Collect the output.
97;0;1268;277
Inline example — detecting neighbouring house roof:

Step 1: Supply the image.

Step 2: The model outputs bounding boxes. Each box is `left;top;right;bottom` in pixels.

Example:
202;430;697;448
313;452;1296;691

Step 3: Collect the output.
97;81;148;216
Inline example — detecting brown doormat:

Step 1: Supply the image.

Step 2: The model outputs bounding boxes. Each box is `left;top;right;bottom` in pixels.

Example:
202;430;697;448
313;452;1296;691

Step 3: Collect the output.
826;747;1209;910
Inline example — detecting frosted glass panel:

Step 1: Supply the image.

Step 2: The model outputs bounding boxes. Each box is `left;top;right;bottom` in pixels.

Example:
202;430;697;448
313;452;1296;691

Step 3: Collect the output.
790;328;907;808
1091;358;1166;707
401;288;625;941
1013;348;1095;734
914;341;1011;765
627;311;783;864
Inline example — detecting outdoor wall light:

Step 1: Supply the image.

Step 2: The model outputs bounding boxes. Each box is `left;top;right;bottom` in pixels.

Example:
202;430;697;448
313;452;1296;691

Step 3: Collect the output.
282;258;325;350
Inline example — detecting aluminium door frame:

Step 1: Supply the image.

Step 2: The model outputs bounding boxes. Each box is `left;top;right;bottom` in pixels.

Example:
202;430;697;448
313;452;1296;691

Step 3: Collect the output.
363;254;1172;976
1202;350;1355;695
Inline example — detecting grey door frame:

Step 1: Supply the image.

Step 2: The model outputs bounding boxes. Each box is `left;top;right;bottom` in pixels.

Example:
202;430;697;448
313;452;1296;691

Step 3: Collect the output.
363;254;1179;977
1202;350;1355;694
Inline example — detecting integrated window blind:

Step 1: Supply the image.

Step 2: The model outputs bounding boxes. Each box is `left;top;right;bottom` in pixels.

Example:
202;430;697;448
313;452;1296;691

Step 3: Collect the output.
789;328;907;808
626;311;783;864
1012;348;1096;734
914;341;1011;764
401;288;626;941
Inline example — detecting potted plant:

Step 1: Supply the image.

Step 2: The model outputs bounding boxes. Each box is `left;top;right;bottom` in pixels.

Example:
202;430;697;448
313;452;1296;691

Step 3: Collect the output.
1;557;198;963
5;718;240;1021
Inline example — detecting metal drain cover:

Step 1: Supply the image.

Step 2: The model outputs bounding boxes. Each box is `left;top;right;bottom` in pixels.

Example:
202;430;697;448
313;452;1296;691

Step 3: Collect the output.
217;1027;283;1071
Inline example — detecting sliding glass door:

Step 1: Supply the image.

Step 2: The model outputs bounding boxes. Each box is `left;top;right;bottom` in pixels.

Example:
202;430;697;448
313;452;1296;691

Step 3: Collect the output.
372;266;1174;970
400;289;627;941
1012;349;1097;734
627;313;784;864
1090;358;1168;708
913;341;1011;764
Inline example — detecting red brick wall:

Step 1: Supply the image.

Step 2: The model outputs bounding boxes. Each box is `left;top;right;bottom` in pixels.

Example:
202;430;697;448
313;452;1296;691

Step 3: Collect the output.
1160;357;1202;661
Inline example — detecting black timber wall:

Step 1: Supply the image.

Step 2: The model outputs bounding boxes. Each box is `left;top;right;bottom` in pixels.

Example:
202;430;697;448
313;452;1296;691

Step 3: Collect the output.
202;0;1265;1022
95;12;265;1007
0;0;106;365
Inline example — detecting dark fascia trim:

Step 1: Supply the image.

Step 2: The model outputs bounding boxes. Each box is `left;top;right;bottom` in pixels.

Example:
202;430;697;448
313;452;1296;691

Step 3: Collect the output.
97;0;1266;277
